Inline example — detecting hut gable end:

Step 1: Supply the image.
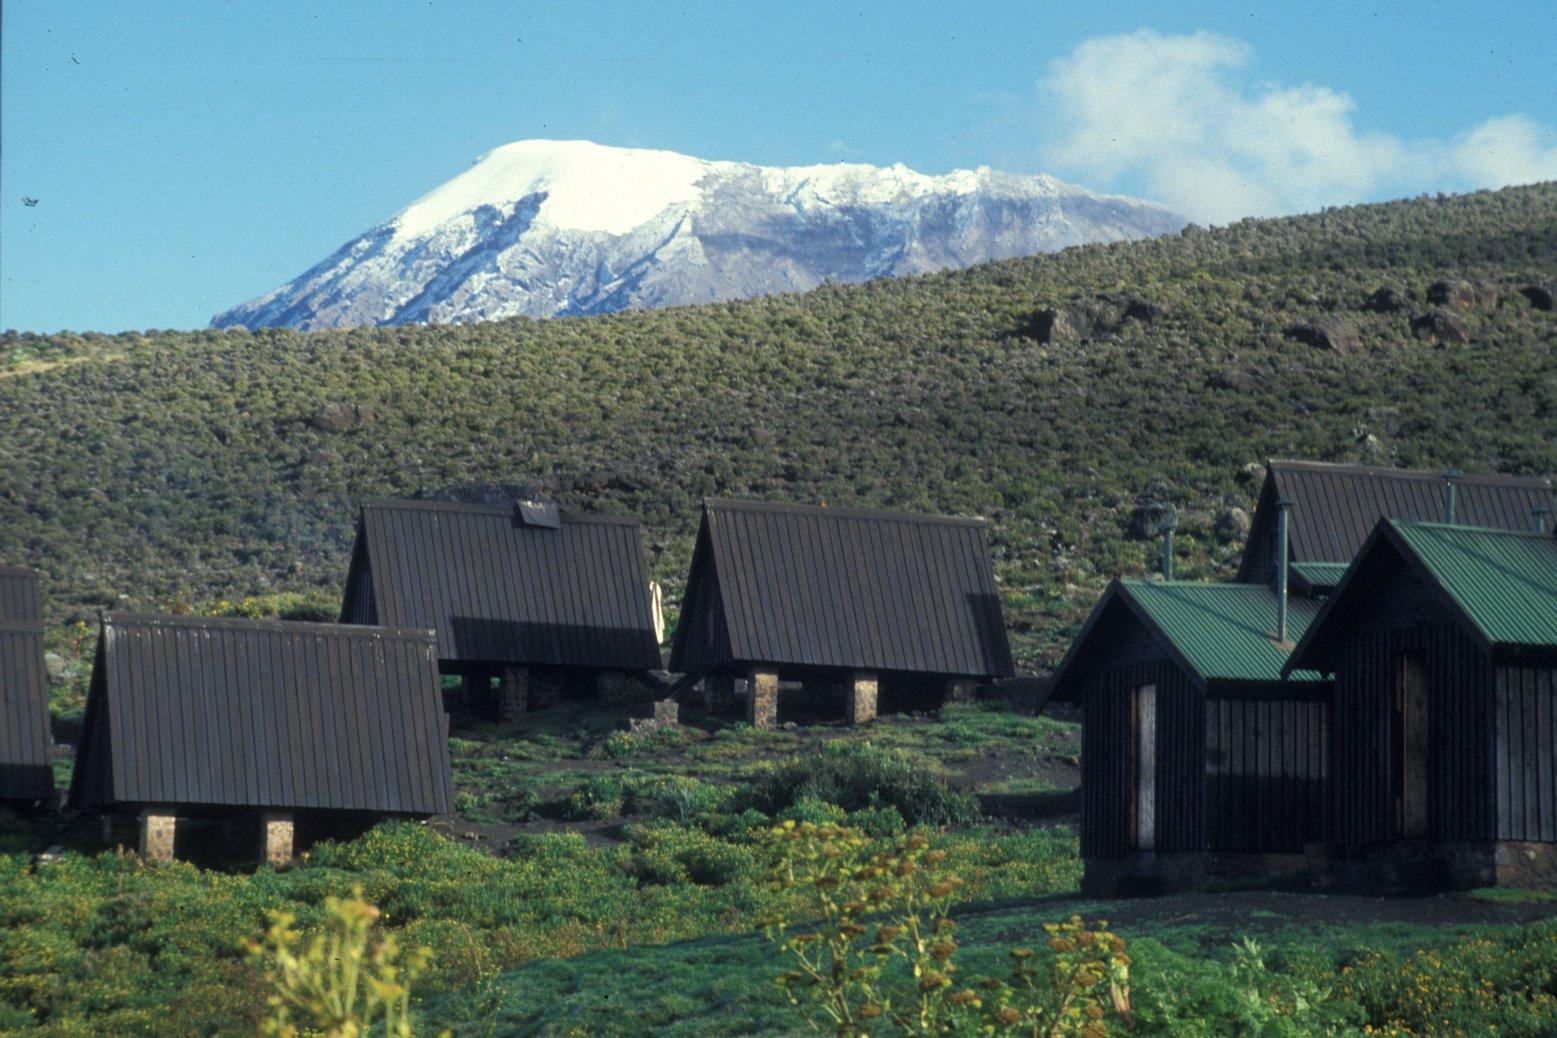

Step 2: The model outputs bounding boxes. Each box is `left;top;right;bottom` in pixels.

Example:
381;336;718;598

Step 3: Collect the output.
667;499;1013;679
1238;461;1555;586
343;499;661;671
67;614;454;816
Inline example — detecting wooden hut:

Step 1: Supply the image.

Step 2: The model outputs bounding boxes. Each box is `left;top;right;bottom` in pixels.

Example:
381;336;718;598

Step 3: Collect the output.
668;499;1013;726
340;499;662;717
68;613;453;865
1238;460;1554;594
0;566;54;806
1285;520;1557;889
1048;579;1331;894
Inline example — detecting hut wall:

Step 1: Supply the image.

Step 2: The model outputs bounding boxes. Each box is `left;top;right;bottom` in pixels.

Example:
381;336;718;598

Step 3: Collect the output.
1495;664;1557;843
1332;575;1496;846
1205;693;1330;853
1080;618;1203;858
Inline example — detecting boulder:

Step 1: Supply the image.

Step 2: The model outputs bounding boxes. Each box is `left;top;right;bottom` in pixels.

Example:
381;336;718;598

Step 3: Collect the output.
1410;310;1470;345
1029;300;1123;345
1426;280;1497;310
1284;316;1360;352
44;652;70;683
1238;462;1266;488
1518;284;1555;312
306;403;380;433
1122;299;1166;324
1214;506;1251;542
1363;286;1408;313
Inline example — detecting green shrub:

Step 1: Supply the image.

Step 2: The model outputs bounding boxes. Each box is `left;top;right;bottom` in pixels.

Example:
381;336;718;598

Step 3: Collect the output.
748;743;978;827
563;776;626;820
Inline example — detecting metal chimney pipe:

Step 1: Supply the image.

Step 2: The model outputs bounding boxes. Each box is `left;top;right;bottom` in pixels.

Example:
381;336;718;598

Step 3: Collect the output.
1275;498;1292;644
1161;525;1174;581
1442;468;1462;524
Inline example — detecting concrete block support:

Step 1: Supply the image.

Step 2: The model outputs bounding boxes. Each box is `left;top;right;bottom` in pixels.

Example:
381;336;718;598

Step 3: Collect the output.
847;672;879;725
944;678;977;705
748;668;779;728
262;811;295;868
704;673;737;714
653;699;680;726
139;810;176;862
498;665;529;720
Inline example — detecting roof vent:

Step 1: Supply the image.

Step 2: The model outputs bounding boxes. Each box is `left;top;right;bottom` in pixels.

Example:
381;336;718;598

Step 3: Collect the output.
1442;468;1462;524
1535;505;1552;536
515;499;561;529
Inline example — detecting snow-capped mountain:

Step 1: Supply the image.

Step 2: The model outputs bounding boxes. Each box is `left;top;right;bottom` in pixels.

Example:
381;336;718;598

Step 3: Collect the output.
213;140;1185;330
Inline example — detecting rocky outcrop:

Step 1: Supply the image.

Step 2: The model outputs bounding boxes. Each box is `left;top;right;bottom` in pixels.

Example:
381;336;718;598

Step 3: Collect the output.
1518;284;1554;311
1028;295;1166;345
1363;286;1408;313
1426;279;1497;310
1284;316;1360;352
306;403;380;433
1410;310;1470;345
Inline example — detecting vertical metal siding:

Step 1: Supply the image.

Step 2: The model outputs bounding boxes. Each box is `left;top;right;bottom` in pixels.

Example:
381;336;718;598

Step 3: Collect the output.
0;622;54;801
1239;462;1555;584
1204;696;1330;852
1333;618;1496;847
348;501;660;671
669;500;1013;677
69;614;452;815
1081;660;1201;857
0;569;43;624
1496;665;1557;842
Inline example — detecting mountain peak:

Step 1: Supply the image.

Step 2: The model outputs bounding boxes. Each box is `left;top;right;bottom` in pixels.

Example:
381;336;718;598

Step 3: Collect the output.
215;140;1183;330
394;139;713;237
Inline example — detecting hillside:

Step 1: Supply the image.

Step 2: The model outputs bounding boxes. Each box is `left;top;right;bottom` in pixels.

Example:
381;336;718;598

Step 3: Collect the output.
3;183;1556;677
209;139;1183;328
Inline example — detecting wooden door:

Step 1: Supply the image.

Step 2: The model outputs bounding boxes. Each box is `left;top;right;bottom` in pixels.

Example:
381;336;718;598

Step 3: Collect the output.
1395;653;1429;838
1133;684;1157;850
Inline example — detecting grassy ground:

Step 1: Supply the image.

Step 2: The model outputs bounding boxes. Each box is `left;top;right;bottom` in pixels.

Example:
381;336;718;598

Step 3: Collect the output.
5;697;1556;1036
425;892;1557;1036
442;696;1081;836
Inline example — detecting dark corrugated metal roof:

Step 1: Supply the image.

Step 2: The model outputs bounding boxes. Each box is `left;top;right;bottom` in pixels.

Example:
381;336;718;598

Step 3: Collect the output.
0;566;43;624
668;499;1013;678
68;613;453;815
0;619;54;802
1237;461;1555;584
1047;579;1328;704
343;499;661;671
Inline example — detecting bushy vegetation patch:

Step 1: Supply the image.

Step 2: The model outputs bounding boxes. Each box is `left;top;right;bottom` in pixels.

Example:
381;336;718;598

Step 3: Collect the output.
747;743;979;827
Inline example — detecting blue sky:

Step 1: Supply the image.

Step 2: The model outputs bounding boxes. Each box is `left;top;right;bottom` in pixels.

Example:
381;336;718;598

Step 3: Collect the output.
3;1;1554;333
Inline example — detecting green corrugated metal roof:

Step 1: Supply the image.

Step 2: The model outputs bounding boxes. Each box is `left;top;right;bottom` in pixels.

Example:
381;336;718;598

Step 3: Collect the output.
1120;580;1326;684
1389;522;1557;648
1291;561;1348;589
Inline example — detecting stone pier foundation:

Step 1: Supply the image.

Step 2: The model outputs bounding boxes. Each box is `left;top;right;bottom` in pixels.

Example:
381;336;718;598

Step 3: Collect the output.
498;665;529;720
748;669;779;728
262;811;295;868
139;810;176;862
847;672;879;725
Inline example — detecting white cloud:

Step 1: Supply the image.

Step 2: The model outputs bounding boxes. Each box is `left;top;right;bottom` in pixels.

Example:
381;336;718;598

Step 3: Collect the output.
1040;30;1557;223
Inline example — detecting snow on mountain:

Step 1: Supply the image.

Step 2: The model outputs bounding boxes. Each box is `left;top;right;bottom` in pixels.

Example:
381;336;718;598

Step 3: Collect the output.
213;139;1185;330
